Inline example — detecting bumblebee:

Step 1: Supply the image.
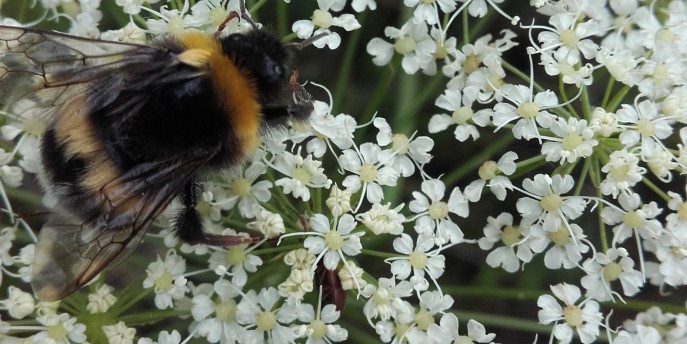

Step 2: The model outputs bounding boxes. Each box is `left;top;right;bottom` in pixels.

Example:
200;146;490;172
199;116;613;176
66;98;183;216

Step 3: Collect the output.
0;12;316;301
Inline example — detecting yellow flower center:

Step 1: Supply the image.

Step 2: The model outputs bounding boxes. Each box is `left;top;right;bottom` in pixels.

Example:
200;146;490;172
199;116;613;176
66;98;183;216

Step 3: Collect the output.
563;305;583;327
325;230;344;250
636;118;656;137
428;201;449;220
559;29;578;47
409;250;428;269
540;193;563;212
256;311;276;331
561;133;583;151
549;227;570;246
517;101;540;119
312;9;333;29
623;210;645;229
359;163;378;183
215;299;237;322
414;309;435;331
232;178;251;196
452;106;473;125
226;246;246;266
463;54;481;73
602;262;622;282
501;225;521;246
310;319;327;339
392;134;410;155
478;161;498;180
394;36;416;54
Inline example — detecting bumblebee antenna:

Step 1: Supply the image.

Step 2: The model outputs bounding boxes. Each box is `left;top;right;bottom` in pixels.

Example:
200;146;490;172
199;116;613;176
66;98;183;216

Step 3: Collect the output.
287;32;329;51
213;0;259;37
214;11;240;38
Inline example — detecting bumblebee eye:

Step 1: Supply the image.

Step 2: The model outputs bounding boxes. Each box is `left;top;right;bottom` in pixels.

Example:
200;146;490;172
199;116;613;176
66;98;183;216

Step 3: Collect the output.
261;57;283;82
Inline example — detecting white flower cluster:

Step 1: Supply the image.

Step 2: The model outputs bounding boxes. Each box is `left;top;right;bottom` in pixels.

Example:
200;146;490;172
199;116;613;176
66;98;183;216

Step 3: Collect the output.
1;0;687;343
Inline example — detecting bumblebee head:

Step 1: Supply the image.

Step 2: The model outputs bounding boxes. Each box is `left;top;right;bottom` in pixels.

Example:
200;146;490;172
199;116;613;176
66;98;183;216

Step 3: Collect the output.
220;29;292;115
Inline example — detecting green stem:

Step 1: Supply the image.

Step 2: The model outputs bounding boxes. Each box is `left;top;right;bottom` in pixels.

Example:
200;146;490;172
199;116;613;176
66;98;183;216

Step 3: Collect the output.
119;309;187;327
360;248;396;259
332;11;367;113
641;177;671;203
601;75;616;109
443;134;514;186
604;84;631;113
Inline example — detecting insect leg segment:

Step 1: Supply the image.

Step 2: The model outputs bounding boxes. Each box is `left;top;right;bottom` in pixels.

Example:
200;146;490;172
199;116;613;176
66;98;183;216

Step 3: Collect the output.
173;178;260;246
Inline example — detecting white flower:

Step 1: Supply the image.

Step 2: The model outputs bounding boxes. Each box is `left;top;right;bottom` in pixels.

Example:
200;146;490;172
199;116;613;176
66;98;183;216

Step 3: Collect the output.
338;260;367;291
292;8;360;49
536;13;602;65
102;321;136;344
362;277;414;322
274;151;331;201
277;268;314;305
33;312;87;343
236;287;296;343
601;193;662;246
142;249;189;309
340;143;399;205
492;84;558;141
0;286;35;319
87;284;118;314
191;279;245;343
404;290;454;342
404;0;456;25
464;151;517;202
600;149;645;198
537;283;603;344
580;248;643;302
356;202;405;235
284;248;316;270
326;185;353;216
616;100;673;161
137;330;182;344
540;117;598;164
208;229;263;287
478;212;534;273
293;303;348;343
375;117;434;177
386;234;446;292
366;21;436;74
247;209;285;239
302;213;364;270
290;102;357;156
428;88;491;142
515;174;587;233
409;179;468;245
210;162;272;219
529;223;589;270
426;314;496;344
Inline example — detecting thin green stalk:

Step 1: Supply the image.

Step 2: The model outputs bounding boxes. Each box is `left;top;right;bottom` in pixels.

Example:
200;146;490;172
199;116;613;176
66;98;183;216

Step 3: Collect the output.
573;156;591;195
580;83;591;119
358;58;397;136
360;248;397;259
601;75;616;109
559;76;579;118
332;11;367;113
118;309;188;326
443;133;514;186
641;177;671;203
591;155;609;252
604;84;631;113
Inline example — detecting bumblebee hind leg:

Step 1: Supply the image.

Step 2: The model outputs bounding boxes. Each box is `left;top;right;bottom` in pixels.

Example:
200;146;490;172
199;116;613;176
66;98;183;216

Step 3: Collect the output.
173;179;259;246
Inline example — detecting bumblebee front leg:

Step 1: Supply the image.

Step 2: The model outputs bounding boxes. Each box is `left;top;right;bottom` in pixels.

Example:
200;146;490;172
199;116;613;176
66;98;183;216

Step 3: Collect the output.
173;178;258;246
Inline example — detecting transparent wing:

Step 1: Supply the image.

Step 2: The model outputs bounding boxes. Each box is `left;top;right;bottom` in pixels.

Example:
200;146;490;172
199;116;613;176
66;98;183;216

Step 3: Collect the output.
0;25;157;122
31;153;215;301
